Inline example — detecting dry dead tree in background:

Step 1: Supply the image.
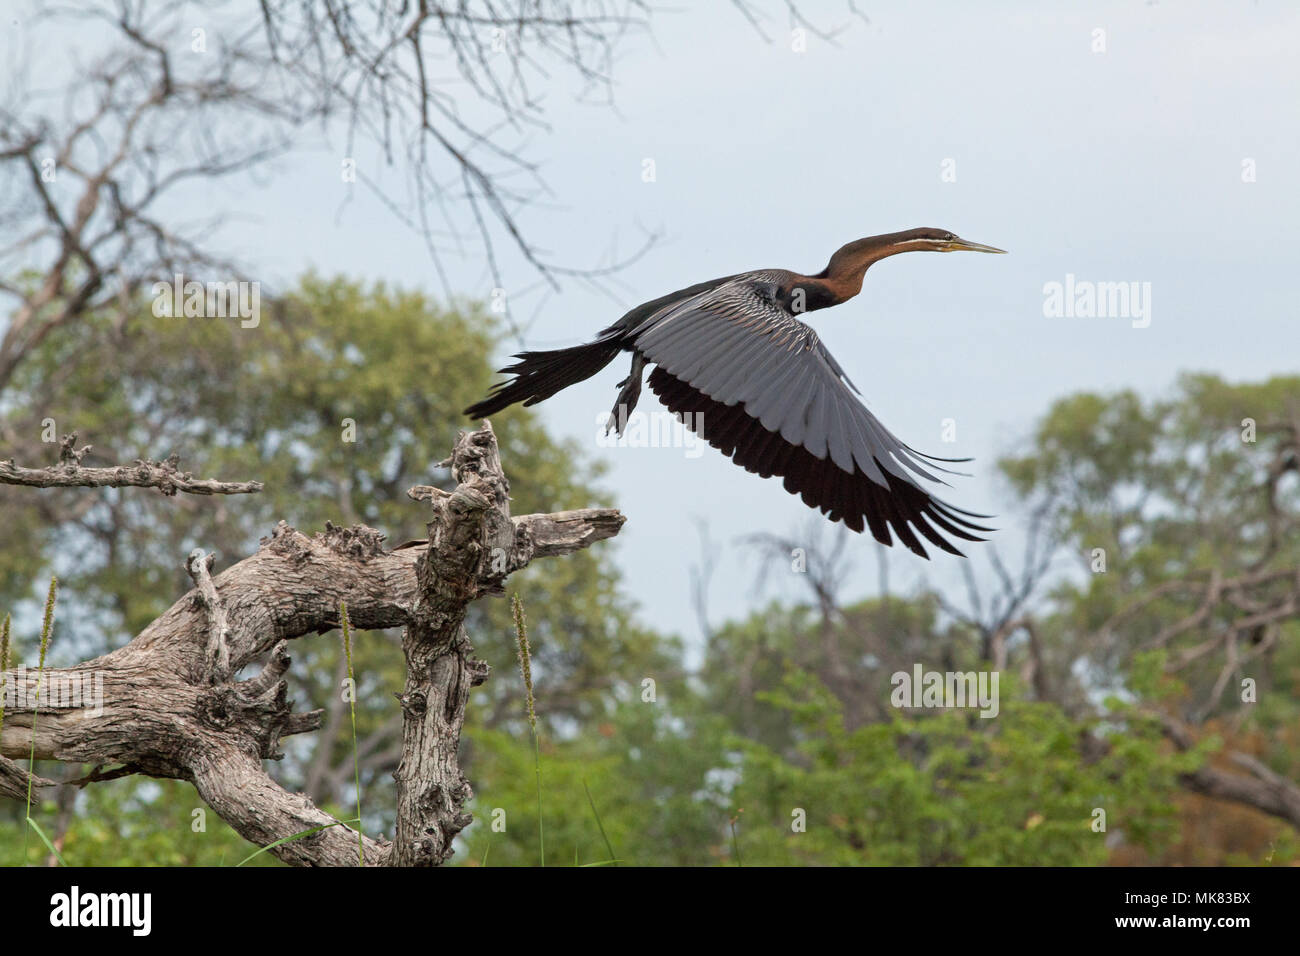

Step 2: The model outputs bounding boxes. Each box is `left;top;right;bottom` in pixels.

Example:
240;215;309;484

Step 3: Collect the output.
0;421;623;865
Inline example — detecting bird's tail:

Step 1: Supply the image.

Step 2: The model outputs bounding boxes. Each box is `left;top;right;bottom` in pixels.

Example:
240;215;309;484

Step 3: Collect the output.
464;335;625;419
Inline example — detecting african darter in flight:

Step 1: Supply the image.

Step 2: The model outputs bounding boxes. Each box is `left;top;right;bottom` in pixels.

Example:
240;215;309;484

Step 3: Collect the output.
466;228;1007;558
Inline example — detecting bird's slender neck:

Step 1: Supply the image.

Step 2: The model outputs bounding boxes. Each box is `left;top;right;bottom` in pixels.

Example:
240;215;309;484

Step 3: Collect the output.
809;234;916;305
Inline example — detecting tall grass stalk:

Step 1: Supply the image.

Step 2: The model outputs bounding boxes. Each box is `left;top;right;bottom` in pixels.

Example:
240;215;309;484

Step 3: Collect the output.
340;601;364;866
512;595;543;867
0;614;10;758
24;575;57;865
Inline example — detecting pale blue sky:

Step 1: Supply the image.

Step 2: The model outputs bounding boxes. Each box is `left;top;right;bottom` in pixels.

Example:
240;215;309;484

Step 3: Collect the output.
36;1;1300;646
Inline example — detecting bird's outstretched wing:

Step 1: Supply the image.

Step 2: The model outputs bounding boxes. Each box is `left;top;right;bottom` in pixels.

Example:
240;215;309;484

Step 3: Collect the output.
632;274;991;558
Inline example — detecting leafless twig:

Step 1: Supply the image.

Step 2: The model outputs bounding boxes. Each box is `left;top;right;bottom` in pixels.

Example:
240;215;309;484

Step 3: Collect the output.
0;433;262;496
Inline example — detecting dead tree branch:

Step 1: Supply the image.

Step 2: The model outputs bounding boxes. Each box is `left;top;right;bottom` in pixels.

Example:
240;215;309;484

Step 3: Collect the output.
0;421;623;866
1159;713;1300;830
0;756;55;801
0;433;263;496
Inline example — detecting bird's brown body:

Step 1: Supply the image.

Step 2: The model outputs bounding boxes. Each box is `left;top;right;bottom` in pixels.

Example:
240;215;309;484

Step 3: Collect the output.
465;228;1006;558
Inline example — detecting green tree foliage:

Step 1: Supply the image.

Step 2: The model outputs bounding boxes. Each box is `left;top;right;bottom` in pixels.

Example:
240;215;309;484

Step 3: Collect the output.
458;593;1195;867
0;781;283;866
729;673;1194;866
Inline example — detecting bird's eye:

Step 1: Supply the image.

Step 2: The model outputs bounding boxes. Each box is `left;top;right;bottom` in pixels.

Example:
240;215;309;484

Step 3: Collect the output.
944;232;957;241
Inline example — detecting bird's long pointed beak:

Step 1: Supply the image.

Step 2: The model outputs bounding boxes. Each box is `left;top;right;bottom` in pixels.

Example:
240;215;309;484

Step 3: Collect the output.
947;236;1007;254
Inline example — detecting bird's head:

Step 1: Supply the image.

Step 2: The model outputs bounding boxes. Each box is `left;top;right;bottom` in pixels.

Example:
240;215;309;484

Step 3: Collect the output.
832;230;1003;270
849;227;1008;258
894;227;1008;255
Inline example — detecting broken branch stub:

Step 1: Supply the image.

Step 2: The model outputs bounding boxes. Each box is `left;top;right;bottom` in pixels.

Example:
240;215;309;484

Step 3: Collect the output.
391;421;625;864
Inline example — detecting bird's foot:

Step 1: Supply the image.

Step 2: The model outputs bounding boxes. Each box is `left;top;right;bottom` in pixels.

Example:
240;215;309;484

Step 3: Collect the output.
605;378;642;437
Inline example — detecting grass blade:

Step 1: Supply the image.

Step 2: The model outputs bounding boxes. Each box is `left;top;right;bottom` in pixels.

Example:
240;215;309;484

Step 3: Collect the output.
512;595;544;867
24;575;57;865
340;601;365;866
235;817;361;867
25;816;67;867
583;779;618;867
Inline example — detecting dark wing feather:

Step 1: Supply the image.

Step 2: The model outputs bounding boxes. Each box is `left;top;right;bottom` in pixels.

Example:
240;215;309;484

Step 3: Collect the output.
634;274;991;558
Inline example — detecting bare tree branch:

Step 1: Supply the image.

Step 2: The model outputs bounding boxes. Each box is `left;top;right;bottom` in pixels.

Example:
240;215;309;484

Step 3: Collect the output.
0;755;56;801
1159;712;1300;830
0;432;263;496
